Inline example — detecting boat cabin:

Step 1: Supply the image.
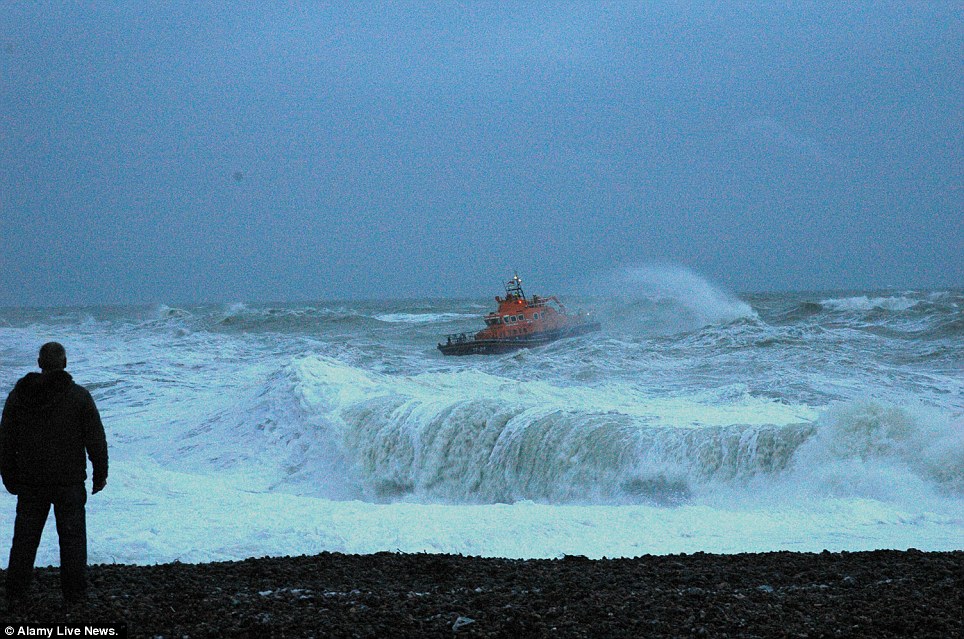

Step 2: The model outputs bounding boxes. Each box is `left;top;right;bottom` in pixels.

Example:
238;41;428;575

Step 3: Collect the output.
475;275;570;340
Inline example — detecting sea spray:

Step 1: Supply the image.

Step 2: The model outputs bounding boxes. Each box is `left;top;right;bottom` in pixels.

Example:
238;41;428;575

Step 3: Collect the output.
584;264;756;336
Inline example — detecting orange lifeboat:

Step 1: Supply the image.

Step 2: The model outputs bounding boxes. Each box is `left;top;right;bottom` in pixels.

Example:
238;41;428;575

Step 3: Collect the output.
438;274;600;355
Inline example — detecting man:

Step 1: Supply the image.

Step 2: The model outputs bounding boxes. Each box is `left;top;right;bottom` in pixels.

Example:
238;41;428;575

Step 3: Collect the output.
0;342;108;609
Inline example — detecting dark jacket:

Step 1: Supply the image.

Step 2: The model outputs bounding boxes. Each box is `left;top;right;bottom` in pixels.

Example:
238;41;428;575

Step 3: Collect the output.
0;370;108;493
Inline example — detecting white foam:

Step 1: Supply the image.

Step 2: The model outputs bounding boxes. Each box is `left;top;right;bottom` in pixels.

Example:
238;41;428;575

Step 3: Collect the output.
820;296;920;312
3;458;959;567
375;312;476;324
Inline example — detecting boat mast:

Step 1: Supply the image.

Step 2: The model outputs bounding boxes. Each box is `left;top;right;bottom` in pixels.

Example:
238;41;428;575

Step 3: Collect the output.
505;273;525;300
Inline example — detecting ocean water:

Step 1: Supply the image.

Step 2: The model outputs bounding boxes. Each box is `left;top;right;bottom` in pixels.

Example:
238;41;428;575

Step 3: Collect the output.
1;269;961;565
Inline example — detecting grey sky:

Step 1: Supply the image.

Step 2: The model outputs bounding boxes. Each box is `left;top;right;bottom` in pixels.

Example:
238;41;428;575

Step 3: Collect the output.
2;2;961;306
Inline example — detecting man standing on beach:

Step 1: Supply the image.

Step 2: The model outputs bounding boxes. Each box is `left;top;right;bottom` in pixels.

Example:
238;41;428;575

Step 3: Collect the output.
0;342;108;610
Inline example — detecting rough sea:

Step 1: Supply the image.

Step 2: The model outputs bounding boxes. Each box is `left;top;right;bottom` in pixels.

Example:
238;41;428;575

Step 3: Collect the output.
1;268;961;566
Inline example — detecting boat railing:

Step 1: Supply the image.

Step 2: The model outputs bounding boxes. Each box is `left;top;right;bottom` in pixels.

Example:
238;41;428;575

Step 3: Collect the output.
534;296;567;312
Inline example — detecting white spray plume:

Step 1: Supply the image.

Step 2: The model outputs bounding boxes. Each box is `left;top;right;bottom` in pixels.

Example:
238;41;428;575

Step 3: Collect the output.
585;264;756;335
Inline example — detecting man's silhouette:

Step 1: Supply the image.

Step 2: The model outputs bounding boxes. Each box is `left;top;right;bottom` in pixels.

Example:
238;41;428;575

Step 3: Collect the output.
0;342;108;609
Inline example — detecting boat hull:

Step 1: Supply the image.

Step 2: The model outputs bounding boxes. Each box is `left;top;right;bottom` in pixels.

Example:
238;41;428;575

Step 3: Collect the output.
437;321;601;356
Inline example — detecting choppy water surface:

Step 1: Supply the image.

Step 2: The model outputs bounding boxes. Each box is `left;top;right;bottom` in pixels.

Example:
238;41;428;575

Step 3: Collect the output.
1;272;961;564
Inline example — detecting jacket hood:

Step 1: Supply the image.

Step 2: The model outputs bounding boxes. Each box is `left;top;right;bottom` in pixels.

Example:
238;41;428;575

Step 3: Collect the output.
14;370;74;406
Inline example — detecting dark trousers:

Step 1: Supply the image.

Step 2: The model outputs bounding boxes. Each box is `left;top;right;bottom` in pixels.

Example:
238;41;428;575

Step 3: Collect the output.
6;483;87;599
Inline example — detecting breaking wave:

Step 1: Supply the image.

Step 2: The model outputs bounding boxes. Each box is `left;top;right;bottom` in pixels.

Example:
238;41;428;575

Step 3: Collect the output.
788;401;964;501
168;355;962;509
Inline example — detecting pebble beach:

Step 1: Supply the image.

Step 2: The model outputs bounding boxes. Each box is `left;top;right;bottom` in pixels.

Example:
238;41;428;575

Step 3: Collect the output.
3;549;961;637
